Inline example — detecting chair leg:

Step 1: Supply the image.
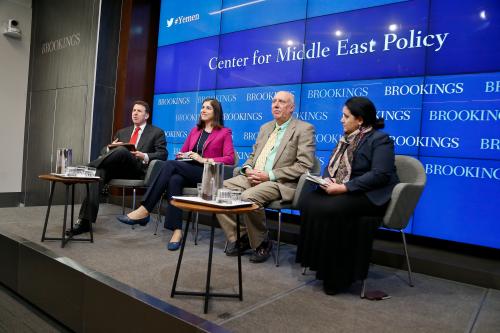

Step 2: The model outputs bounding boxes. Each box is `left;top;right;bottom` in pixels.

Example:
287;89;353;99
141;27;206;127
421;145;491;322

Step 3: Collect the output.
275;210;282;267
130;188;136;230
302;267;307;275
401;231;414;287
132;188;136;210
193;212;199;245
121;187;125;215
154;197;162;236
360;279;366;298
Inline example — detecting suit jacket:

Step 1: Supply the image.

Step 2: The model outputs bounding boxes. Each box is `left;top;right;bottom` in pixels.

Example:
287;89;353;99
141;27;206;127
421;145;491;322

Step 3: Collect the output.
338;130;399;206
245;117;316;202
181;126;235;165
112;124;167;170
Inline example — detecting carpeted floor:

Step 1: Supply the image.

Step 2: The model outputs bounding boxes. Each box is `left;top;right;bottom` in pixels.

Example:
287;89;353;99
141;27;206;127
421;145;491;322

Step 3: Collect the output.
0;204;499;333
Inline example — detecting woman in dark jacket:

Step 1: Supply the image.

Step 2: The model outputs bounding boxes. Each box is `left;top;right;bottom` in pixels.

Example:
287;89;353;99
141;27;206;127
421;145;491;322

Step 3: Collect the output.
296;96;399;295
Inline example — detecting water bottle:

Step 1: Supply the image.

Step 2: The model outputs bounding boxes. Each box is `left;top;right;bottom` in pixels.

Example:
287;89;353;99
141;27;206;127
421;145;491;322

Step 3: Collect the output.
210;177;216;201
55;148;72;174
201;162;224;201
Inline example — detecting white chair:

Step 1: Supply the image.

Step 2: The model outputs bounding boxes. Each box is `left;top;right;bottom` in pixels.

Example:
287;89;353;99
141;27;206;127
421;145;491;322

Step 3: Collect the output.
361;155;427;297
108;159;165;214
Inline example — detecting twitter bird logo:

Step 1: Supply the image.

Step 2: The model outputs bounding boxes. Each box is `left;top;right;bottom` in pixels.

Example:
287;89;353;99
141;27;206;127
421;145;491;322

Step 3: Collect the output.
166;18;174;28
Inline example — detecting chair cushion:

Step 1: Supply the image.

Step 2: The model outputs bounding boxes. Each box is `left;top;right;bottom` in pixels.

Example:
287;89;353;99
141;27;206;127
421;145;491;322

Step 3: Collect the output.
266;200;292;210
182;187;198;196
108;179;146;187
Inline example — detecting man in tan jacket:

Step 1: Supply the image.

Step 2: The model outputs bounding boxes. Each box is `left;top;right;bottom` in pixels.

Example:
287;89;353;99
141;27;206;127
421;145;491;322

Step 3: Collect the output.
217;91;316;263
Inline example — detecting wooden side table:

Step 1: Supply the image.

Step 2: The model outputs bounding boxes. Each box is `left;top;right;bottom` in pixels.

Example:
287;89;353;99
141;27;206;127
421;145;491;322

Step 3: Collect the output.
170;199;259;313
38;174;99;248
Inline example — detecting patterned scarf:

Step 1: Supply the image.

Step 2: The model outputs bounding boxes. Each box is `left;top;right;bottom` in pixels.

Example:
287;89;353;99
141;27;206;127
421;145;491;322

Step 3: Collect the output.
326;126;373;184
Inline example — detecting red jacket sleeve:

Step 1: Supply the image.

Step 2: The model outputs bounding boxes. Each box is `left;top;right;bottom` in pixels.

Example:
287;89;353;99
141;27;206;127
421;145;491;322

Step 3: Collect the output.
211;128;235;165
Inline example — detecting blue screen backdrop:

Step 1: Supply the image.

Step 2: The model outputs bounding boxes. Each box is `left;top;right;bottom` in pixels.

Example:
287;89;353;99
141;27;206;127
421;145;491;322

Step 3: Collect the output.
153;0;500;249
158;0;222;46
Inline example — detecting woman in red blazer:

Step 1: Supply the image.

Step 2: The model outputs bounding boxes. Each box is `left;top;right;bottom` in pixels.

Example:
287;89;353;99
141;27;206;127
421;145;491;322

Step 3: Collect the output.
117;98;235;250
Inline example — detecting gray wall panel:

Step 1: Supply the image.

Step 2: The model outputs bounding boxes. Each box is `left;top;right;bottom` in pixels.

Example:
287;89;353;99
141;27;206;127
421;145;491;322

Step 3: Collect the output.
51;86;89;203
30;1;58;91
55;1;96;89
23;90;56;206
91;84;115;160
30;0;97;91
23;0;102;206
53;86;88;165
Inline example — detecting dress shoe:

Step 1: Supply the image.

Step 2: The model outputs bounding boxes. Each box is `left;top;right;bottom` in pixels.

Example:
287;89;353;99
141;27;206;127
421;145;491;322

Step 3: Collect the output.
225;234;251;256
116;214;150;226
66;219;90;236
249;240;273;263
167;241;181;251
100;185;109;196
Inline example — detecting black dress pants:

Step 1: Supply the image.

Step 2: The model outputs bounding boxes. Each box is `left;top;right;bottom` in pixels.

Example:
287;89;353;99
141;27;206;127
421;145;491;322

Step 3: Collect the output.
141;160;204;230
79;147;144;222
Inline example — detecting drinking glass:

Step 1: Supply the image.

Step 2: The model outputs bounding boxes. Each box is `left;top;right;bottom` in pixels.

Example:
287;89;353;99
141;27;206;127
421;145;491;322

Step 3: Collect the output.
65;166;77;177
217;189;232;204
84;166;96;177
76;166;86;177
230;190;242;202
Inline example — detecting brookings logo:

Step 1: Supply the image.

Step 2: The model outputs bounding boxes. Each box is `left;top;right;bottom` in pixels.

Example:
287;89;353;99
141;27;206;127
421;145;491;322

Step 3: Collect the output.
166;13;200;28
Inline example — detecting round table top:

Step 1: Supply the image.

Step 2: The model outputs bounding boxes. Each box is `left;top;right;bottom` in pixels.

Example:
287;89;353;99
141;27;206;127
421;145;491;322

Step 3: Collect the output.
171;199;259;214
39;174;100;184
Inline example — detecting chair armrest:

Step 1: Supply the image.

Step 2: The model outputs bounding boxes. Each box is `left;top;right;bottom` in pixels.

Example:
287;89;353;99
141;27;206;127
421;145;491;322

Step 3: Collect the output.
291;173;318;209
233;166;242;178
383;182;425;230
223;165;236;180
144;160;165;186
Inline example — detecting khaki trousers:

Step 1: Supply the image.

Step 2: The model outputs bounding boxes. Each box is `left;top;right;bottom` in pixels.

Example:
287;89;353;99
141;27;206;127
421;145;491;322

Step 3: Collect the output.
217;175;281;249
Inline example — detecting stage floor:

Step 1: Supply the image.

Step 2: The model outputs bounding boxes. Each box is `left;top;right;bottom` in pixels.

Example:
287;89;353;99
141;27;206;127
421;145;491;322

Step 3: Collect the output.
1;204;499;332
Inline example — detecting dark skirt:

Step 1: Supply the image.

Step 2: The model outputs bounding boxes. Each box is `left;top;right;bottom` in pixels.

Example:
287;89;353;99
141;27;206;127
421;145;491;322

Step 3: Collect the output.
296;189;387;294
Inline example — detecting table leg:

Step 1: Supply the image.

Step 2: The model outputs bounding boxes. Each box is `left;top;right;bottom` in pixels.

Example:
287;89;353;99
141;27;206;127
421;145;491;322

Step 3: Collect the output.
61;184;70;248
236;214;243;300
171;211;192;298
41;181;56;242
204;214;216;313
70;184;75;230
121;187;125;215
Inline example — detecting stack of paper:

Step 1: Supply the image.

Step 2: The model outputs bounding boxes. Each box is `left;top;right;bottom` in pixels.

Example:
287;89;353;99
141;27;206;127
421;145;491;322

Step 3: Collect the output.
305;172;327;186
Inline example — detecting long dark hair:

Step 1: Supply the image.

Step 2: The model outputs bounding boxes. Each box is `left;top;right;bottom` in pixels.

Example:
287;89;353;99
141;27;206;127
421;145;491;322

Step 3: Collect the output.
344;97;384;129
196;98;224;130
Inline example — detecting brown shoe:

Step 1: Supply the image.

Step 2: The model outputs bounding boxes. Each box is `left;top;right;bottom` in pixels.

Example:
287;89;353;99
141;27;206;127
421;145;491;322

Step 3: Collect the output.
249;240;273;263
225;234;251;256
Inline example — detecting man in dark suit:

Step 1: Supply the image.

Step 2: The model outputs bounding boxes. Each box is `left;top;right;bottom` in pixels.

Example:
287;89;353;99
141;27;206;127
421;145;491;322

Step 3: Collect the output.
69;100;167;235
